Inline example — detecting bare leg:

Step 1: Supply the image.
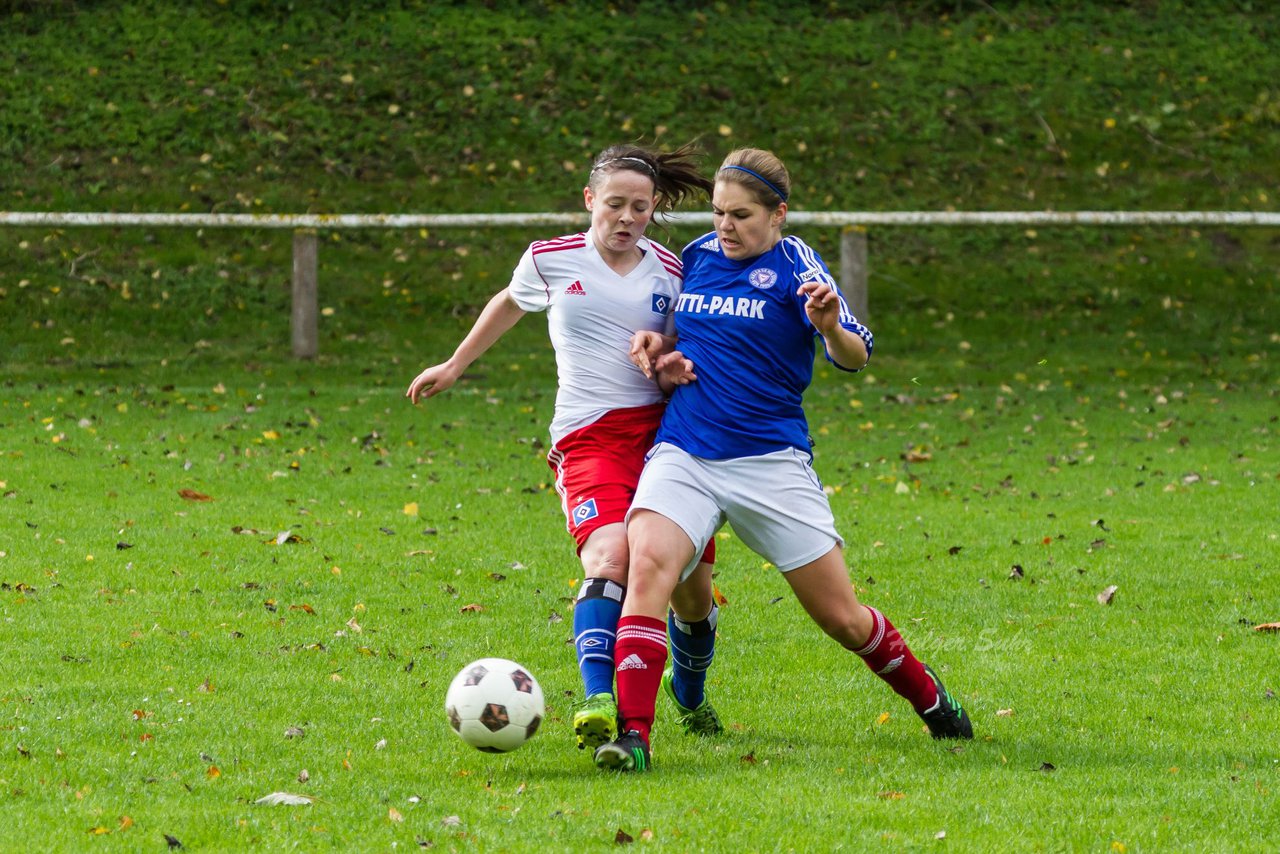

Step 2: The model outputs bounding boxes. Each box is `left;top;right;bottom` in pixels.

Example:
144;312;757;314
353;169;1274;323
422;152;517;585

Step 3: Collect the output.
783;545;944;719
781;545;873;649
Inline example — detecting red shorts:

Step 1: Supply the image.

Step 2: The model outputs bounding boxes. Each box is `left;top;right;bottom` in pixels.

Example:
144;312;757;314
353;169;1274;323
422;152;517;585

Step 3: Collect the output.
547;403;714;566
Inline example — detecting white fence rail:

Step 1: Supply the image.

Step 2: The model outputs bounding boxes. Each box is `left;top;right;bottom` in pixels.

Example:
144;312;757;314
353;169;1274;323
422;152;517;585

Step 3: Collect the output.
4;210;1276;358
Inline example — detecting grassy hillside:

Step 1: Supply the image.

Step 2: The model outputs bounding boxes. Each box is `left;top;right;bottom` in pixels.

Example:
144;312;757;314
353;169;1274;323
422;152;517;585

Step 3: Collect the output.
4;1;1278;214
2;1;1277;374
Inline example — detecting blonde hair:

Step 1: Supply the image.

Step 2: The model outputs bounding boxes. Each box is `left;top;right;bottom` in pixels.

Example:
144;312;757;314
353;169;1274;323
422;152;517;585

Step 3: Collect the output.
717;148;791;209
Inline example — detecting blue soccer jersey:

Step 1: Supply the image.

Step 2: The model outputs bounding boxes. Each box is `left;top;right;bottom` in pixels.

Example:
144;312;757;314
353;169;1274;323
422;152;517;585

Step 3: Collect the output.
655;232;873;460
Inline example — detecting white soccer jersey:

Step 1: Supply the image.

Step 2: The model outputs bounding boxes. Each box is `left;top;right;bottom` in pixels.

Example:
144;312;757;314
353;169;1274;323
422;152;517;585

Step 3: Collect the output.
508;232;683;444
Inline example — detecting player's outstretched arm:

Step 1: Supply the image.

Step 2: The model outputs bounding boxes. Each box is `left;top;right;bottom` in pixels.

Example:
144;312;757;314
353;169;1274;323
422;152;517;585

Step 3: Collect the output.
407;289;527;403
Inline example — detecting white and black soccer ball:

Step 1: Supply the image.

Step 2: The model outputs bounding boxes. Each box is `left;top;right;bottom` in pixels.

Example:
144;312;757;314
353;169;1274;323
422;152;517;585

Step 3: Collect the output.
444;658;545;753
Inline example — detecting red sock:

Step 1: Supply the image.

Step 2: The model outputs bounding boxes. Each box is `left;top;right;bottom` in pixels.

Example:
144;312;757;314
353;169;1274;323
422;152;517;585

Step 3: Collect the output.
614;615;668;744
855;607;938;713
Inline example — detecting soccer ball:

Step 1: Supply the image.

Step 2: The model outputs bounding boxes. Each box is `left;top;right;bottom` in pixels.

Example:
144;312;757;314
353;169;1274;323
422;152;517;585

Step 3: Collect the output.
444;657;545;753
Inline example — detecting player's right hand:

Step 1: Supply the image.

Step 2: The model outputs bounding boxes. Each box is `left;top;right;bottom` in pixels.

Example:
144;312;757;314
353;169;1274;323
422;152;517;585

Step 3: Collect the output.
406;363;460;403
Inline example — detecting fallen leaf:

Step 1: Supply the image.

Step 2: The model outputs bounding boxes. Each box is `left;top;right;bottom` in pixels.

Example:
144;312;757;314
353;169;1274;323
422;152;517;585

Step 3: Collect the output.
178;489;212;502
1097;585;1118;605
346;617;362;633
403;502;419;517
1039;762;1057;772
996;708;1015;717
297;769;310;783
1009;564;1024;580
740;751;757;764
163;833;184;849
615;828;634;844
388;806;404;823
1254;622;1280;632
255;792;313;806
206;765;220;779
876;712;891;725
118;815;133;831
460;603;484;613
878;790;905;800
284;726;306;739
440;816;461;827
713;584;728;606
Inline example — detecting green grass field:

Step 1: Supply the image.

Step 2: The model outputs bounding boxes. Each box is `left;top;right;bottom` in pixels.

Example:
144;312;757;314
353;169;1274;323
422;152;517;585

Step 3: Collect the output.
2;2;1278;850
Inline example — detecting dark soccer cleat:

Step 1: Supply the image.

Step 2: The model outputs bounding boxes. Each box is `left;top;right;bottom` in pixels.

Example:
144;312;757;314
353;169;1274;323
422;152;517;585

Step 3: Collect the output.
661;667;724;736
593;730;651;772
919;664;974;740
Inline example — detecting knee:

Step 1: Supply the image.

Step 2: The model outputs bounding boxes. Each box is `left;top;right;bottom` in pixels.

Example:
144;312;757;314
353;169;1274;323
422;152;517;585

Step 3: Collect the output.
580;530;628;584
582;551;626;585
819;605;873;650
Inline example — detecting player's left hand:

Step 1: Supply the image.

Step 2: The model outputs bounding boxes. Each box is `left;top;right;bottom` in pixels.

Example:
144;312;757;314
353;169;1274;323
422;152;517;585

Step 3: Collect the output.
655;350;697;386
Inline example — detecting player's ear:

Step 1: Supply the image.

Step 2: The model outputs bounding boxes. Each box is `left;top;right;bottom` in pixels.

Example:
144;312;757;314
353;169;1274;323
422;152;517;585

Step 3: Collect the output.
583;186;594;211
771;202;787;228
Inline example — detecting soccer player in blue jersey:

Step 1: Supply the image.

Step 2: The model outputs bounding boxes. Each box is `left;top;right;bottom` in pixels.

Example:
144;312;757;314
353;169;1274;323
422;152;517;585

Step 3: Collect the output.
407;143;722;757
595;148;973;772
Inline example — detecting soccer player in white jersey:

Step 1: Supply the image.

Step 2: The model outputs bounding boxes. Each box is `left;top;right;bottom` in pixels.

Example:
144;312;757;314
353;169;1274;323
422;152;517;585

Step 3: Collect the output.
407;144;723;756
595;148;973;773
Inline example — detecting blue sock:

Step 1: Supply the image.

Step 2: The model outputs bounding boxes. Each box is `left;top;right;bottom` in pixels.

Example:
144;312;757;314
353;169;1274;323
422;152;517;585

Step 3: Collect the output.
668;604;718;710
573;578;625;698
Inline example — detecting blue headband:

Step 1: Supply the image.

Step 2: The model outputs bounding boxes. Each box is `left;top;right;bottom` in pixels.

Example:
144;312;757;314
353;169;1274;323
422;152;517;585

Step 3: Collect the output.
719;165;788;202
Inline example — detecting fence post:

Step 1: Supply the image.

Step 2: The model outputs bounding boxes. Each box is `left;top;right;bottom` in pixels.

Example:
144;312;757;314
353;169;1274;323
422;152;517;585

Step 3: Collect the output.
840;226;869;321
291;230;319;359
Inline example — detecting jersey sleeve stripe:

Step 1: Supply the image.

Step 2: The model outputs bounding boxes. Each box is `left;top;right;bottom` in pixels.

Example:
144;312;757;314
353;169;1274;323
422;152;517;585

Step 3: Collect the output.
532;232;588;255
644;239;685;280
785;236;874;358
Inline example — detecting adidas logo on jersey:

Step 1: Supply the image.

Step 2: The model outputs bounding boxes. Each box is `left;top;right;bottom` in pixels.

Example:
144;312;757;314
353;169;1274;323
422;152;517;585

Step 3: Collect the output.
564;280;587;295
616;654;647;671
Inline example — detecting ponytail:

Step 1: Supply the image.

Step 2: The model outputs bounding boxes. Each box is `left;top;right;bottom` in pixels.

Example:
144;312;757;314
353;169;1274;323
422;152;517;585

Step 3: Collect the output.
588;142;713;213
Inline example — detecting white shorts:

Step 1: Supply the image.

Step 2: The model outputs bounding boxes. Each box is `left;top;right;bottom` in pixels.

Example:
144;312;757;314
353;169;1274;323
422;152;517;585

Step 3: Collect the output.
628;442;843;581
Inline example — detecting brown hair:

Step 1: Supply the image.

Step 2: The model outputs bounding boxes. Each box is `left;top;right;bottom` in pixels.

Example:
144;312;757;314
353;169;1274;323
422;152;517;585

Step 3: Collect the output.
717;148;791;209
588;142;713;213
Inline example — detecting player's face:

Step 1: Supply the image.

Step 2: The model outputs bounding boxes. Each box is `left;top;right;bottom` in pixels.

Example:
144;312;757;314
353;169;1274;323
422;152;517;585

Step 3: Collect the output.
584;169;657;259
712;180;785;260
